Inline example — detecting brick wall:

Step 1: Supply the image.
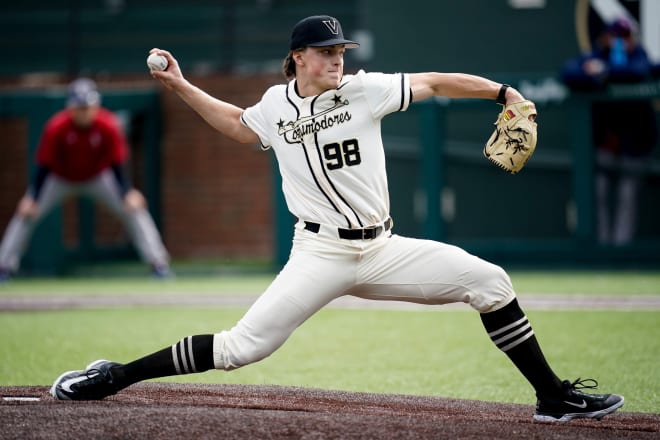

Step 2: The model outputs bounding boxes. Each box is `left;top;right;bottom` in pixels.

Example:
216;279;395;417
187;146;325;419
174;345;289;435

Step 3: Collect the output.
0;118;28;220
0;73;283;262
159;75;281;258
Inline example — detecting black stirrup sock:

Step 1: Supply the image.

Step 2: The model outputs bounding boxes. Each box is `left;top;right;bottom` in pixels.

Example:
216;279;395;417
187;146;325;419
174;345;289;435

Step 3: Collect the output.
480;298;563;398
111;334;215;389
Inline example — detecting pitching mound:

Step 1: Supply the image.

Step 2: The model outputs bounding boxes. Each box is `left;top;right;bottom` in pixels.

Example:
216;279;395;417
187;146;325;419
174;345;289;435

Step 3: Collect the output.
1;383;658;439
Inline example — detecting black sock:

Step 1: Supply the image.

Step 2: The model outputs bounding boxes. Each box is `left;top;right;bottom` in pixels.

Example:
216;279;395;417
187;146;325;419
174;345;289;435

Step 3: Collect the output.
110;334;215;389
480;298;563;398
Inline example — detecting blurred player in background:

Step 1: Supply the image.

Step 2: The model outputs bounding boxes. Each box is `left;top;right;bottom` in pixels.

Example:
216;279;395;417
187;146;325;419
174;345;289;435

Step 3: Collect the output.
561;17;658;246
0;78;172;281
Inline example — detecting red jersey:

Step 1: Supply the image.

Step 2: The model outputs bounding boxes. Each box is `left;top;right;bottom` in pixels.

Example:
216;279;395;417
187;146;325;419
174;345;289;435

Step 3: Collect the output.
36;108;128;181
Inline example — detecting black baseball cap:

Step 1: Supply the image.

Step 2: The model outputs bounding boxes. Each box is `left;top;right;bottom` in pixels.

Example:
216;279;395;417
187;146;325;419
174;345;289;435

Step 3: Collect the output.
67;78;100;107
289;15;359;51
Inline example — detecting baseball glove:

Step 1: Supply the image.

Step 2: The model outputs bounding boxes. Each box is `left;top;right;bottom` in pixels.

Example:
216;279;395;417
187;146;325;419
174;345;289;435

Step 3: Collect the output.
484;100;538;174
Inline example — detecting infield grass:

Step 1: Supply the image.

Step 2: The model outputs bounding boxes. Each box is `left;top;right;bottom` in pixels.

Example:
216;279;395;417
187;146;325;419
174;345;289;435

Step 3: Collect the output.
0;269;658;413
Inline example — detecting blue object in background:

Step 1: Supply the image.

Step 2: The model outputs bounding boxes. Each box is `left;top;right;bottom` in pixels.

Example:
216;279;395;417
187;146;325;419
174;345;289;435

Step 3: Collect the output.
610;37;628;67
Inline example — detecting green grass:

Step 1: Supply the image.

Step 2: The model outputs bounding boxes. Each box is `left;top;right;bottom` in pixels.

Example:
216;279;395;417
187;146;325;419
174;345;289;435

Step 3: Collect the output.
0;270;658;413
508;270;660;295
1;269;659;296
0;276;273;296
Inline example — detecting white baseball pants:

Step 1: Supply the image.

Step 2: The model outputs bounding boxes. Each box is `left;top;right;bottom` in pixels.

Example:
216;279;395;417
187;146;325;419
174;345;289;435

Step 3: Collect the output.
213;220;515;370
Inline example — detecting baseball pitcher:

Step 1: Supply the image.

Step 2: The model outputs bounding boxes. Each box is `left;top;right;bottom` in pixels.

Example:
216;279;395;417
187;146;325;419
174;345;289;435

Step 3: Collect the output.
50;16;622;423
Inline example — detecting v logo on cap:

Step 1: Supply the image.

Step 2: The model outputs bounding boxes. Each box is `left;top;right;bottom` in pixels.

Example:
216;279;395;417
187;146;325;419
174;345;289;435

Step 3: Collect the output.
323;19;339;35
289;15;359;50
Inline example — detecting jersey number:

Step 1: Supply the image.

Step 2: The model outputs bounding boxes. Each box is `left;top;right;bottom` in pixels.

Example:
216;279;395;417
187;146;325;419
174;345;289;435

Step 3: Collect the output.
322;139;361;170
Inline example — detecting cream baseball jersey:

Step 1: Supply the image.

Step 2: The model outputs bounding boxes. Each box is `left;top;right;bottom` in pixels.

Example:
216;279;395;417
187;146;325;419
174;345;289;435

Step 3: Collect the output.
241;70;412;229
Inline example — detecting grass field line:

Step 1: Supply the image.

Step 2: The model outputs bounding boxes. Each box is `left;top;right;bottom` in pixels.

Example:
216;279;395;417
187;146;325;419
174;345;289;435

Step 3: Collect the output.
1;293;659;311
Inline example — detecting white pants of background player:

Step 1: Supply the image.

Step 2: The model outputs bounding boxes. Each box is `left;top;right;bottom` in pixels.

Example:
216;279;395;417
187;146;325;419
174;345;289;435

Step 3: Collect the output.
213;220;515;370
0;169;169;272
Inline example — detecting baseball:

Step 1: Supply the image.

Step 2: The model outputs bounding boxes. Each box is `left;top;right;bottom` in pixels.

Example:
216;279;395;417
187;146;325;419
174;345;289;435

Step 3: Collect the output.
147;53;168;71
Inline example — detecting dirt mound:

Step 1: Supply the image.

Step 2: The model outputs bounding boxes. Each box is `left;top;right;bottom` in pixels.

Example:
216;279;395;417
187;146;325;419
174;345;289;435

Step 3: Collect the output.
1;383;658;439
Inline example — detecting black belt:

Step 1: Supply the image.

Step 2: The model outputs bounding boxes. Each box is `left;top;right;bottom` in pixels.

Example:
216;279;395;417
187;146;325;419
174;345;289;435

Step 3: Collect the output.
304;218;393;240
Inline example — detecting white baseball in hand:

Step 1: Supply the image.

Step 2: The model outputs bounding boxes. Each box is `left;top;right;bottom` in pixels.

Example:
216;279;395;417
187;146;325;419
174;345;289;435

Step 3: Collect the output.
147;53;168;71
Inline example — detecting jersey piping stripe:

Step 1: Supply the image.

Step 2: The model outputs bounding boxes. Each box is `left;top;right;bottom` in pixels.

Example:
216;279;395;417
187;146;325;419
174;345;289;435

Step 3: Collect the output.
288;84;351;225
339;73;408;111
240;113;270;150
284;83;302;145
398;73;406;111
312;130;363;227
300;139;351;226
310;93;364;227
285;84;354;227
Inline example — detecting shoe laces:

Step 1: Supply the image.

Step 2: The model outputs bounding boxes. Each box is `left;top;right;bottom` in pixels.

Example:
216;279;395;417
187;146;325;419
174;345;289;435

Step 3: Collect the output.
567;378;599;391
